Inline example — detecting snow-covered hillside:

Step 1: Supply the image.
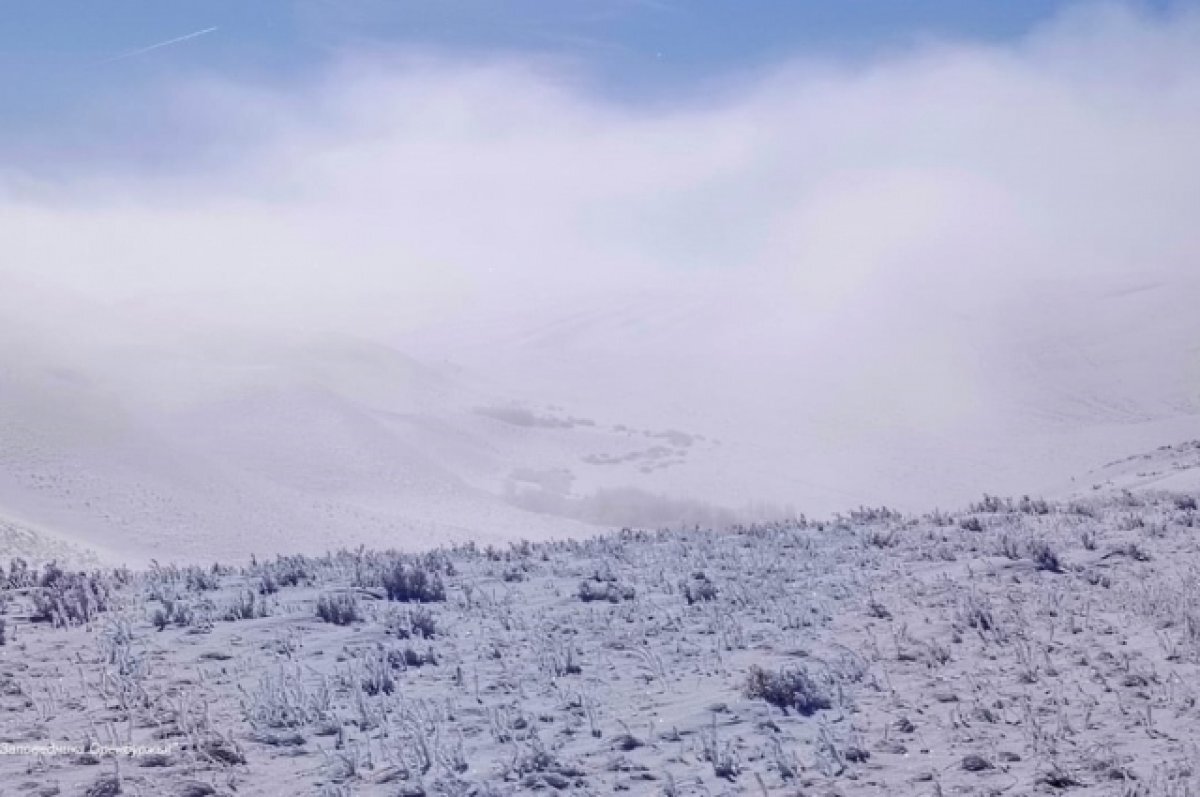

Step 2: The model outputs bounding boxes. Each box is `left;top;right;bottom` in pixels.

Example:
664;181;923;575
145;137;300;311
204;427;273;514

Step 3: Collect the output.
7;469;1200;795
1;266;1197;564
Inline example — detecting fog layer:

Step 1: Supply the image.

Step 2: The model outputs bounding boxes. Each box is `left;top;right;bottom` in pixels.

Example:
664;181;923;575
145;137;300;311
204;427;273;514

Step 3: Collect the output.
2;4;1199;560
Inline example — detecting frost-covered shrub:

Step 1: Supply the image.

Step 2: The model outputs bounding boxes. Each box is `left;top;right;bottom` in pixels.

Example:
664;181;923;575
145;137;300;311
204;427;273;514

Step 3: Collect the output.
242;667;331;730
388;645;437;669
682;574;719;604
222;590;269;621
1030;540;1063;572
5;558;33;588
997;534;1022;560
316;592;361;625
849;505;902;523
1018;495;1052;515
577;579;635;603
184;565;221;592
865;528;899;548
956;591;1006;642
405;606;438;639
971;494;1011;513
84;773;121;797
30;566;113;627
361;655;396;696
1175;494;1198;511
1067;502;1097;518
154;597;200;629
258;572;279;595
262;555;315;589
382;563;446;603
744;665;832;716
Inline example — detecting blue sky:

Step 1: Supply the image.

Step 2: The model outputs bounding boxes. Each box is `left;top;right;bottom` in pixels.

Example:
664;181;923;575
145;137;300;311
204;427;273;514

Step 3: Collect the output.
0;1;1176;127
2;0;1179;174
2;2;1116;80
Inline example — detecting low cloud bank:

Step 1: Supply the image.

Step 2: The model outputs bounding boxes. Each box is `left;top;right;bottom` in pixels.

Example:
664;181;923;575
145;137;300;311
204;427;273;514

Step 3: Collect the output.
2;4;1199;540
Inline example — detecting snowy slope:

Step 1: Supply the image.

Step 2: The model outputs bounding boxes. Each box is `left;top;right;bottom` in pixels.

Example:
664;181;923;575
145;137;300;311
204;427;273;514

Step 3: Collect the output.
1;268;1197;564
0;282;776;563
408;271;1200;517
1059;439;1200;498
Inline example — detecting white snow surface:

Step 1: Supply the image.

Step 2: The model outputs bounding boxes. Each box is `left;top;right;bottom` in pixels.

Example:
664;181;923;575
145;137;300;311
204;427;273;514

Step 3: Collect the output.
1;269;1198;565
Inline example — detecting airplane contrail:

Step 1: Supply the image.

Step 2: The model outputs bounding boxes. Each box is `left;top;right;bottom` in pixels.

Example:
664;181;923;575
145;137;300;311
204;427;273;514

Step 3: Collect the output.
101;26;219;64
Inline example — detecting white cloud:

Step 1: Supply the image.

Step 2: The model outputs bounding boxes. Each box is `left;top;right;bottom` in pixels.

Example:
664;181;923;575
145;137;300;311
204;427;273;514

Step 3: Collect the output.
4;7;1198;325
2;3;1200;529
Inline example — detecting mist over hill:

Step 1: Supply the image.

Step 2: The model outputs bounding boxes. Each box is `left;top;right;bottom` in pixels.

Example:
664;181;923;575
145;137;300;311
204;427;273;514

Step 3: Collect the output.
2;5;1200;562
1;268;1198;564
